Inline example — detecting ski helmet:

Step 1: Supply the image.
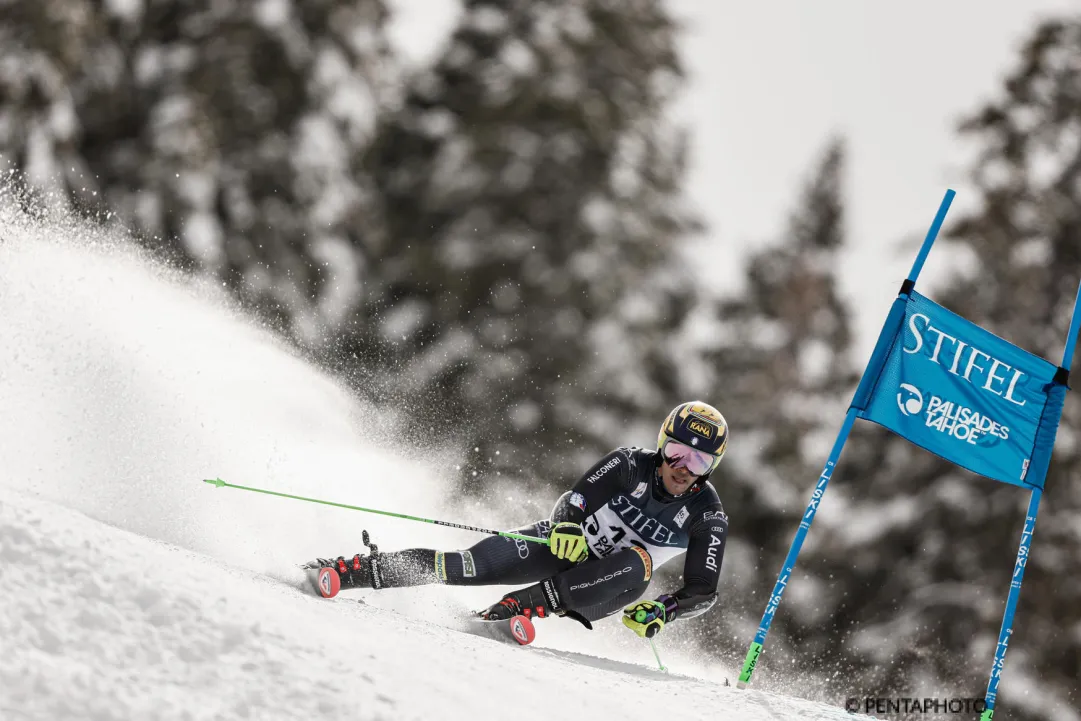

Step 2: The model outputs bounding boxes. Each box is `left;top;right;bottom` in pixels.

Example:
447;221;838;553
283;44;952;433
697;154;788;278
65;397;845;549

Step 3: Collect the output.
656;401;728;482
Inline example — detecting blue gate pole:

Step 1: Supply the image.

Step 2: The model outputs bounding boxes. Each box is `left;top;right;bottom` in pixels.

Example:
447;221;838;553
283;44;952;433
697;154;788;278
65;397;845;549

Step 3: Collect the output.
735;409;856;689
980;278;1081;720
980;492;1041;720
736;189;956;689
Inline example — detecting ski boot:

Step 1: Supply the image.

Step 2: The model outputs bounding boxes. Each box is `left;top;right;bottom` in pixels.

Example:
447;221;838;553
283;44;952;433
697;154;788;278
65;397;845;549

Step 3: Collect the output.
477;580;593;634
303;530;383;598
478;582;553;621
472;591;543;646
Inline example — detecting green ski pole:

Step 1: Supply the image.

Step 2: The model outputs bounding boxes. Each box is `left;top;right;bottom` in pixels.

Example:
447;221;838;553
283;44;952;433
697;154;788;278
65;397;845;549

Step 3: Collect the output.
202;478;550;545
648;637;668;673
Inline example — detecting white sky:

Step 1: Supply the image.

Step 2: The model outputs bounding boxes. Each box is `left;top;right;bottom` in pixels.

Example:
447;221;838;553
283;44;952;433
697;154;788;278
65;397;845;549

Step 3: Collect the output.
386;0;1076;358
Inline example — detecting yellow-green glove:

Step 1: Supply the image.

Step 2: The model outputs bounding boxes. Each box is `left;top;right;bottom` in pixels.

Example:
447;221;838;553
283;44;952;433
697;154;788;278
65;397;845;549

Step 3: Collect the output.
549;521;588;562
622;597;674;638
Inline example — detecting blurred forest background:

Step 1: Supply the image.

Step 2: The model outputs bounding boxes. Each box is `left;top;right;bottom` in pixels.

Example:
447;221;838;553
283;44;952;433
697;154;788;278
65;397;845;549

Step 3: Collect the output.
2;1;1079;717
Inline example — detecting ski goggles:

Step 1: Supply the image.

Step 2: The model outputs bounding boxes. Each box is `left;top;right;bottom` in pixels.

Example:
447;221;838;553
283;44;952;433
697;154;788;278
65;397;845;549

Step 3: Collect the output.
661;439;719;477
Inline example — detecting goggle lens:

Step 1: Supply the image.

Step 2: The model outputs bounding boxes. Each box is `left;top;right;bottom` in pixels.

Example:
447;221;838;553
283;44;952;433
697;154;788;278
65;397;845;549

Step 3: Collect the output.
662;439;717;476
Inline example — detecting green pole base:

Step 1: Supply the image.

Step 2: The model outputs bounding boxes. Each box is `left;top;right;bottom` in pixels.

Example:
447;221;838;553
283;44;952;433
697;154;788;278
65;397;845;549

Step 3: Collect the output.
738;641;764;689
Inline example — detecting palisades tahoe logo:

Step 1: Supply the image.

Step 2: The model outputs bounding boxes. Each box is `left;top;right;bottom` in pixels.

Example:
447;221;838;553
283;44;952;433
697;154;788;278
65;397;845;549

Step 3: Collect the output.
896;383;924;416
896;383;1010;444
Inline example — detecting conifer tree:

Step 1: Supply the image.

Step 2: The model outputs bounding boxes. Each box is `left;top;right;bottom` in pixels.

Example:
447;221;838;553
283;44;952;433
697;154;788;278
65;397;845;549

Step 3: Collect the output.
0;0;394;341
681;140;862;669
347;0;703;490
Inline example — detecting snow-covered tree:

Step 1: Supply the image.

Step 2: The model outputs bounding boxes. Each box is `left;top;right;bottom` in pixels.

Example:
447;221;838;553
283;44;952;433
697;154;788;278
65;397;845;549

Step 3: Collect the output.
340;0;704;492
0;0;395;342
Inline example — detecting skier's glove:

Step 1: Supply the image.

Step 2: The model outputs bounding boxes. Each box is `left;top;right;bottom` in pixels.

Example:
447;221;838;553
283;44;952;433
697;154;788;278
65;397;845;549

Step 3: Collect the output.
622;595;677;638
549;521;588;562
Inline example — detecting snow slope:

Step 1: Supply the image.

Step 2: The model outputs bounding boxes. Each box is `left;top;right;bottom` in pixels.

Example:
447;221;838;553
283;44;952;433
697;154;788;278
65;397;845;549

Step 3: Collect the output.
1;487;865;721
0;207;869;720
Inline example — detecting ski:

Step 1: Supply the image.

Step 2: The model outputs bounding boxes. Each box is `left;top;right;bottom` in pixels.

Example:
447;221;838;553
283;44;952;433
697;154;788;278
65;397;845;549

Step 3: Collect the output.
304;565;341;598
469;615;536;646
300;561;534;645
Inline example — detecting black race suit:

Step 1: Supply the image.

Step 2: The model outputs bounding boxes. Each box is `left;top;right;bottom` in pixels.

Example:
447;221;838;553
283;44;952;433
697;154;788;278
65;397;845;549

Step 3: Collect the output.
362;447;729;624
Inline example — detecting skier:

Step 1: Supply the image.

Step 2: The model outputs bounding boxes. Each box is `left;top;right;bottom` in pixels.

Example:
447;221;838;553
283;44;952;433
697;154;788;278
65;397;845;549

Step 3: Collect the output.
305;401;730;640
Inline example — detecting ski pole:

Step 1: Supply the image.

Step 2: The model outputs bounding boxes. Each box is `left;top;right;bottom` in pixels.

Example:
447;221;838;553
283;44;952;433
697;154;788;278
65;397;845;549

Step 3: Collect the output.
648;638;668;673
202;478;550;545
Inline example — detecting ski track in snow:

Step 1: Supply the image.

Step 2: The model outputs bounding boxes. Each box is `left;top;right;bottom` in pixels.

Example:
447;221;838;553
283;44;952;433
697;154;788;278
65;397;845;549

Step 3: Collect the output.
0;209;873;720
